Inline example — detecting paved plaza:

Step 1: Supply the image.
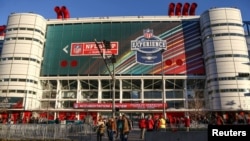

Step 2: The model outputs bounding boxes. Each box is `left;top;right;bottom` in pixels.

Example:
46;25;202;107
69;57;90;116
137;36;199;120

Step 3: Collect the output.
68;129;144;141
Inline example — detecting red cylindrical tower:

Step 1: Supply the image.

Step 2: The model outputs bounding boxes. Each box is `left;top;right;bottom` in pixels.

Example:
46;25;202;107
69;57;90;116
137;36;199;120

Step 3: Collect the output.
54;6;63;19
189;3;198;15
168;3;175;16
0;25;6;36
61;6;70;19
175;3;182;16
182;3;190;16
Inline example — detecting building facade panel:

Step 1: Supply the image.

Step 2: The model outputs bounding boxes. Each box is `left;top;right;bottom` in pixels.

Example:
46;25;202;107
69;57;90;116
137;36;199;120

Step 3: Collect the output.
207;8;242;23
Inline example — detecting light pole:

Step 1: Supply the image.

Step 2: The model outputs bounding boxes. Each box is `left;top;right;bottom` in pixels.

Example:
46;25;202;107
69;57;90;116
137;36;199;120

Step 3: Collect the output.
85;92;93;123
111;55;116;117
161;49;166;119
94;39;116;117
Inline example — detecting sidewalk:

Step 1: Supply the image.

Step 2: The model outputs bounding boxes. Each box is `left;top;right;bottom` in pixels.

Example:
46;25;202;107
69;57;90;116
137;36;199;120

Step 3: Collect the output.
100;129;144;141
68;129;144;141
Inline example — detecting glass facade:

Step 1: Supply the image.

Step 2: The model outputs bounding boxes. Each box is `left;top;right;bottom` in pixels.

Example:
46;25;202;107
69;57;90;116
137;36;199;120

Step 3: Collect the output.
40;78;206;110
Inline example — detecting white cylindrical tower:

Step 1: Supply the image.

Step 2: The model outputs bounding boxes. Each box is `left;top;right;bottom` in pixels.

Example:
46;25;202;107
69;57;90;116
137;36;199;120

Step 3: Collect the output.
0;13;46;110
200;8;250;111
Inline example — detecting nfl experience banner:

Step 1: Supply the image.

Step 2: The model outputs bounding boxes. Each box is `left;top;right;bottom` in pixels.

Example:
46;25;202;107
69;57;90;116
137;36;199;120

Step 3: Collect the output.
208;124;250;140
131;28;167;65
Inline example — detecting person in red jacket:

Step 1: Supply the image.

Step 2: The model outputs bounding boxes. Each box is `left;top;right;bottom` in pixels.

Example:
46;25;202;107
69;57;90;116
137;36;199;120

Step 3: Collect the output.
146;115;155;132
215;113;224;125
184;115;191;132
138;116;147;139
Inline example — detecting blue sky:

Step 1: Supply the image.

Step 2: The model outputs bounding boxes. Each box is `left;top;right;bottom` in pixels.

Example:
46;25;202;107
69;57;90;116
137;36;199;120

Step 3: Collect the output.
1;0;249;25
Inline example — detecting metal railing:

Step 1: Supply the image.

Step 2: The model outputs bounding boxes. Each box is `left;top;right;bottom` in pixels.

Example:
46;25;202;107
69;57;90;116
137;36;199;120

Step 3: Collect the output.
0;123;95;141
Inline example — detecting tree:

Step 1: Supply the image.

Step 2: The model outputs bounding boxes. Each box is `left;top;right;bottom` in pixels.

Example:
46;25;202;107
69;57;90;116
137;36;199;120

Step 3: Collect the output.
187;87;208;127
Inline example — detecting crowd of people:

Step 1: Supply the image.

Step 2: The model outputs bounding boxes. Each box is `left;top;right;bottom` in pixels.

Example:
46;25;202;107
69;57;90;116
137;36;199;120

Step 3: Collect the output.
137;112;250;139
1;111;250;141
95;114;132;141
138;114;191;139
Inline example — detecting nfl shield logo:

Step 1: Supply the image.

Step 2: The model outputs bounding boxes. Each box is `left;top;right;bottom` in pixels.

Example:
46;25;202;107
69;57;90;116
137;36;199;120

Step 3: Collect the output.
73;44;82;54
143;29;153;39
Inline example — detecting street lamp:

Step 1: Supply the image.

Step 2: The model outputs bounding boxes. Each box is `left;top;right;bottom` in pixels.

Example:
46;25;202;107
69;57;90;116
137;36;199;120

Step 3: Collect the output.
85;91;93;123
161;49;166;119
94;39;116;117
110;54;116;117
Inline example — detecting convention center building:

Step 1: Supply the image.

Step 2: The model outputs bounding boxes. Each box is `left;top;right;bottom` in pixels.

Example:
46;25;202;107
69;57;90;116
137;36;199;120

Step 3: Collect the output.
0;3;250;123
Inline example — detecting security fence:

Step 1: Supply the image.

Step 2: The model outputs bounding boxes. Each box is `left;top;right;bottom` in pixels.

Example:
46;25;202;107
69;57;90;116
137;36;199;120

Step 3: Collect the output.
0;123;95;141
0;123;209;141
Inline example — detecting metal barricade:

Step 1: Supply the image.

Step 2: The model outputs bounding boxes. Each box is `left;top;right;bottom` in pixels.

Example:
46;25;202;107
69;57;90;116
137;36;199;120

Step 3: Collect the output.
0;123;95;141
68;123;95;141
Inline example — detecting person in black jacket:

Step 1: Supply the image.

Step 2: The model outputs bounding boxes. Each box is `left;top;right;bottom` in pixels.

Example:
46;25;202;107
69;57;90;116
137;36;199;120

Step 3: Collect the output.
55;117;60;124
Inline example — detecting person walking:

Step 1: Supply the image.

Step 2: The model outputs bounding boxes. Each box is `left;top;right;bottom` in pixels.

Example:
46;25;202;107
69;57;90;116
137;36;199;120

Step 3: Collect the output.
138;116;147;139
121;114;131;141
184;115;191;132
55;117;60;124
153;116;159;131
116;115;123;139
146;115;154;132
158;115;166;132
106;117;117;141
97;115;105;141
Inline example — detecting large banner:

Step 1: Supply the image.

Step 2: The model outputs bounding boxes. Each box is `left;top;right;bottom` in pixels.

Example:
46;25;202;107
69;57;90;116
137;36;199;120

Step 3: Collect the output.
0;97;23;109
74;103;167;109
43;21;205;75
71;42;118;56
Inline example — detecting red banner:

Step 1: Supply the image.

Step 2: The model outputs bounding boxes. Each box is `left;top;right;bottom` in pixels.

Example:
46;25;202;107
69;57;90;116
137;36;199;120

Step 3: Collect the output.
74;103;167;109
70;42;118;56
